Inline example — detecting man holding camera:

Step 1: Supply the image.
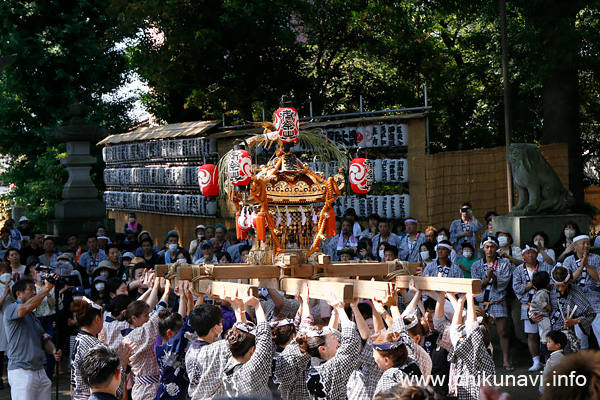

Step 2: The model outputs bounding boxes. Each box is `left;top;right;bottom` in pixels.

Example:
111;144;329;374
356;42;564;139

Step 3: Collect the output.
449;202;483;251
4;274;62;400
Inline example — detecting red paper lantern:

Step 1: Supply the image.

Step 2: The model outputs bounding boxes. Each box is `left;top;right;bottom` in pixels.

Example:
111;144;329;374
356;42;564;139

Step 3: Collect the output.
349;158;373;194
198;164;219;197
274;105;299;143
228;149;252;186
236;208;253;239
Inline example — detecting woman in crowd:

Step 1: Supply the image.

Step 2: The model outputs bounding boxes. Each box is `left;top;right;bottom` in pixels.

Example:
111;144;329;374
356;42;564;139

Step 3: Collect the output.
71;298;131;400
222;289;272;398
123;277;171;400
419;242;435;267
560;234;600;350
496;231;523;267
554;221;580;263
296;293;360;399
100;294;132;350
372;287;421;396
532;231;556;265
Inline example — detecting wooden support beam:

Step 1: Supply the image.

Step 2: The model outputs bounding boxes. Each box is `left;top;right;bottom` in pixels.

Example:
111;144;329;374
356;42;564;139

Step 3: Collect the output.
190;280;259;298
250;278;279;290
395;276;482;295
177;265;284;280
155;264;170;277
317;254;331;265
280;278;354;303
318;277;390;299
282;254;299;266
322;260;417;278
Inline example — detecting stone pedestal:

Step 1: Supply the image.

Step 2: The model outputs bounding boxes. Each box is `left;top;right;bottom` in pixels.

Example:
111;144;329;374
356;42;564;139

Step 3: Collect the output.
46;104;114;243
492;214;590;248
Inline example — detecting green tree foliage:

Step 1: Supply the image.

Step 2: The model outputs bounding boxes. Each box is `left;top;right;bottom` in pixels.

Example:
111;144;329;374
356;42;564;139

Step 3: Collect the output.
0;0;134;230
113;0;311;123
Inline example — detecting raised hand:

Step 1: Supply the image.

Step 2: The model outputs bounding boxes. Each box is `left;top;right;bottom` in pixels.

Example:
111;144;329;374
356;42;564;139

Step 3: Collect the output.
326;292;344;309
241;288;259;307
118;341;137;367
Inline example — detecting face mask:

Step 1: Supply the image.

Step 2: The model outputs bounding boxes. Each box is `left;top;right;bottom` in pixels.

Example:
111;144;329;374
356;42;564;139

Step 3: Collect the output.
497;236;509;247
535;240;544;248
378;250;385;259
420;251;431;261
463;251;473;259
168;243;178;253
437;235;447;243
197;235;203;240
129;217;135;223
0;273;11;284
100;271;109;278
95;283;105;291
73;296;83;300
564;229;575;239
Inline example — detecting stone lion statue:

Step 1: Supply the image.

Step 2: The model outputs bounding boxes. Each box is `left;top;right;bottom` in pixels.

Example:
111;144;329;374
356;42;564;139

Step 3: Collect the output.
508;143;574;216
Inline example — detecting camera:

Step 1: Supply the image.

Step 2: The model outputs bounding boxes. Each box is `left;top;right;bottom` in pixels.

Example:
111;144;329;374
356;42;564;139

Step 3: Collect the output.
35;265;61;285
460;207;470;213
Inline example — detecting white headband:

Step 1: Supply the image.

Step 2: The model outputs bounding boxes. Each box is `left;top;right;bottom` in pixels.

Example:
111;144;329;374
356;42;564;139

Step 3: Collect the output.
483;238;498;247
83;296;102;311
435;243;453;251
521;244;538;255
304;326;332;337
232;322;256;335
551;265;572;284
270;319;294;328
573;235;590;244
404;318;419;330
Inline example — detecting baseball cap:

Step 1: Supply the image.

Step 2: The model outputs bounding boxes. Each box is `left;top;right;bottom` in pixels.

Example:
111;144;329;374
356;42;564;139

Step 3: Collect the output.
72;286;85;295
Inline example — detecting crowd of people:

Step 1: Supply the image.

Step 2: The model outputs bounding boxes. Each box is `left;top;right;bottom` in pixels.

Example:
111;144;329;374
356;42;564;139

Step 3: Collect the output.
0;206;599;400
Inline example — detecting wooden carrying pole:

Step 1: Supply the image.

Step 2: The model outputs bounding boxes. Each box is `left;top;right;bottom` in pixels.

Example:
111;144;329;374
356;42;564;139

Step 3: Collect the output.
279;278;355;303
187;280;259;299
157;260;418;281
395;276;482;295
318;277;391;300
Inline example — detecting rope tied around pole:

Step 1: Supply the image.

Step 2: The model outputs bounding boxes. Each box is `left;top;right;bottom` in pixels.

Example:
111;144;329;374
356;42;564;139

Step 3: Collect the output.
165;263;178;281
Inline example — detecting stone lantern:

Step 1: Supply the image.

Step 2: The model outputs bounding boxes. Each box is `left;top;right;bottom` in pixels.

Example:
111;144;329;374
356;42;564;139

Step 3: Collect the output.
46;103;114;240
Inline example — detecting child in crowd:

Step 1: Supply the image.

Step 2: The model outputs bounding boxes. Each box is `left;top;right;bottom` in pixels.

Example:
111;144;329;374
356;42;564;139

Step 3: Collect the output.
155;281;196;400
540;330;567;395
123;277;171;400
456;242;478;278
528;271;552;344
